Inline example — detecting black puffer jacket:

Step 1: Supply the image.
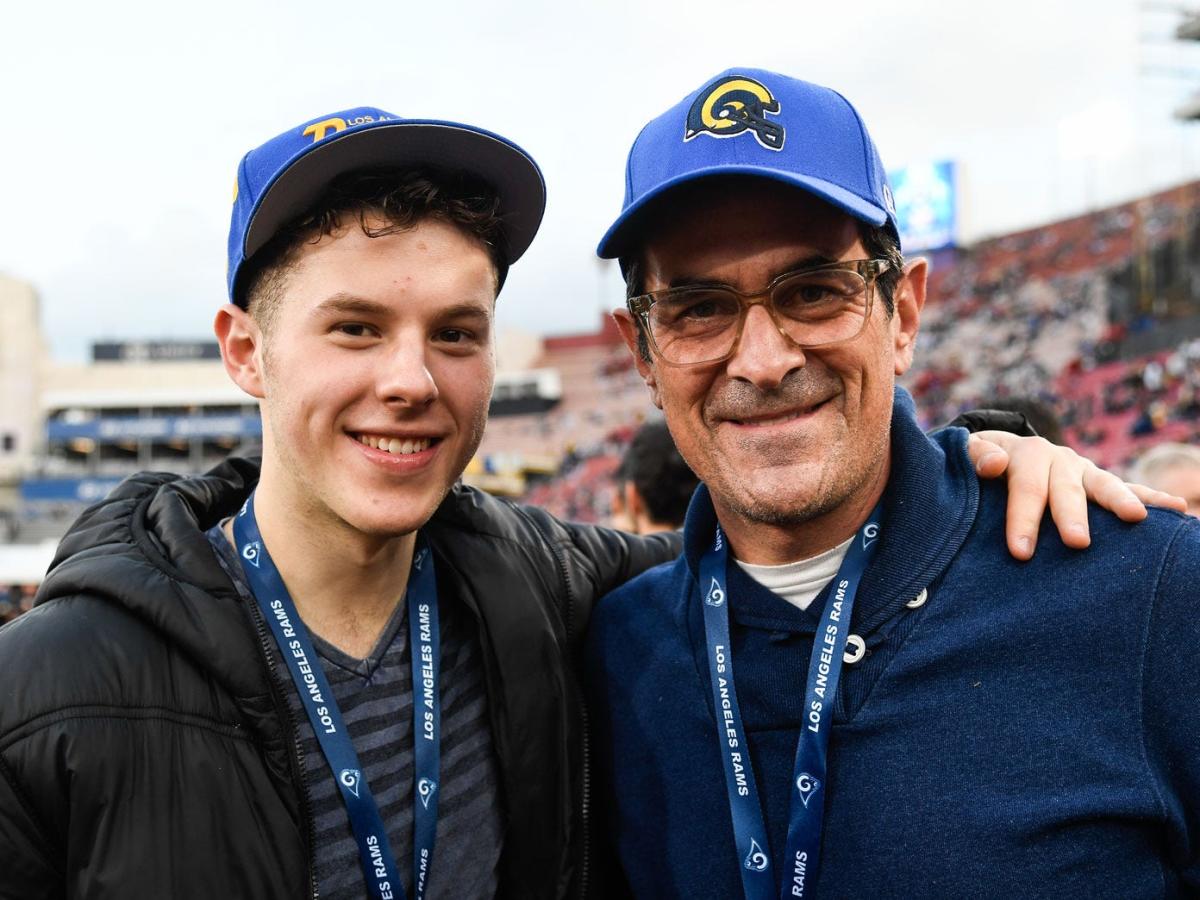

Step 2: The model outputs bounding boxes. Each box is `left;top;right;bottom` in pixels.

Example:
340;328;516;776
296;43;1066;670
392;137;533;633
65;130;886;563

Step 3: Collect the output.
0;458;678;900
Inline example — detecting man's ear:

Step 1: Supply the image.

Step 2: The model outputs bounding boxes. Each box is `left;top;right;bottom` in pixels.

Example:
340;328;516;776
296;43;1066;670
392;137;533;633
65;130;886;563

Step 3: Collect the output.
892;257;927;377
613;309;663;410
623;480;644;527
214;304;267;399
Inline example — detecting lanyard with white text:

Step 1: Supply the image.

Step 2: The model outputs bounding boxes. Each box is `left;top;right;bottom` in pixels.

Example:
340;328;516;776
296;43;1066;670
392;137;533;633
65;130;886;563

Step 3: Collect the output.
233;493;441;900
697;504;883;900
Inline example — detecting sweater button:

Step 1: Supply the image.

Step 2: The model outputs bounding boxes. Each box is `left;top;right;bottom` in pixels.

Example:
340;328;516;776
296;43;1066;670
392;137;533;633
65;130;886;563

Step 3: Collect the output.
843;634;866;664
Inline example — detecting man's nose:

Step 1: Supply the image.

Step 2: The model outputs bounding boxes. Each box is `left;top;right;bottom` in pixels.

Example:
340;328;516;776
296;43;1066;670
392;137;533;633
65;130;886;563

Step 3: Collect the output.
722;303;807;390
377;337;439;409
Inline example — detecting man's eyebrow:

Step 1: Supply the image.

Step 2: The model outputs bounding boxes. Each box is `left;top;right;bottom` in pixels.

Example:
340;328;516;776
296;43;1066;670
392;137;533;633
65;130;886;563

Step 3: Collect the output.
436;302;493;320
310;294;493;321
666;253;841;289
311;293;392;317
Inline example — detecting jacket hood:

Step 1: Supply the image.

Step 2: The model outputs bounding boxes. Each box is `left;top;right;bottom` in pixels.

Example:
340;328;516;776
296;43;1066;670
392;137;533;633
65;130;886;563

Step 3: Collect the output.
35;457;268;702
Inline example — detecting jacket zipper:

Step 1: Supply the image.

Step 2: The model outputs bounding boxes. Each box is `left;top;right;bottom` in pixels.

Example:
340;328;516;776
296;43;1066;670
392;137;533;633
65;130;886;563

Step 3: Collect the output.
546;533;592;900
578;704;593;900
244;589;321;899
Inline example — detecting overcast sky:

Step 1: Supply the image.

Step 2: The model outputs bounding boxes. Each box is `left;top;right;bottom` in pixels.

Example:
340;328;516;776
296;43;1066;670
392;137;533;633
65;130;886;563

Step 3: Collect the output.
4;0;1200;362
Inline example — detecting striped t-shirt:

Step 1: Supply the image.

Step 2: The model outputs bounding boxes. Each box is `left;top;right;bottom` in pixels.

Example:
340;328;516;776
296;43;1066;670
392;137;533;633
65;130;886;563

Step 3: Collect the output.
208;526;504;899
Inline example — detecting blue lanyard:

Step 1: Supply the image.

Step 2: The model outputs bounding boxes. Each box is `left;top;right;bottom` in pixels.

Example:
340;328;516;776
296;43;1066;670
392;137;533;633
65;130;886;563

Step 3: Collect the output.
698;504;883;900
233;493;440;900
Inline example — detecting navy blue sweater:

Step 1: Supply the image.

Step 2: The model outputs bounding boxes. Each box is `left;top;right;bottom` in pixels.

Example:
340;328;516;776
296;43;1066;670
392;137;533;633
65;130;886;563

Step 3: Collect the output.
584;390;1200;899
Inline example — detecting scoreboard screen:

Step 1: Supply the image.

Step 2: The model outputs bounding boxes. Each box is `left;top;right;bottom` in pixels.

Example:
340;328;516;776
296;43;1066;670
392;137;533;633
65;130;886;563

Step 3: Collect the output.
888;161;957;253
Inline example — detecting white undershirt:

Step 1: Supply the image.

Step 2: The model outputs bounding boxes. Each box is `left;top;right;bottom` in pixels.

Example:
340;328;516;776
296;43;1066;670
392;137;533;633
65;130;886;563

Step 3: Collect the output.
734;536;854;611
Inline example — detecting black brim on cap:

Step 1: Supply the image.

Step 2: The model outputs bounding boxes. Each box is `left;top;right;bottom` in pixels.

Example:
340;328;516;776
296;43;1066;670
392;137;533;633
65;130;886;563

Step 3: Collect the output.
244;119;546;267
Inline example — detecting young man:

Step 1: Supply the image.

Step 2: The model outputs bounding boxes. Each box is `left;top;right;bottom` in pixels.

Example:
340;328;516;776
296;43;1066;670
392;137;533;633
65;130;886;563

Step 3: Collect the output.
0;110;678;900
586;69;1200;898
0;107;1174;899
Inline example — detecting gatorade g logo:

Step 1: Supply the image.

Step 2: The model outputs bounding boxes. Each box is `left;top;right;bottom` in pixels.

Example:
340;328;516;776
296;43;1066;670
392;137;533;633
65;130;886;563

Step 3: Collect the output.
685;75;785;151
339;768;362;798
744;836;769;872
704;577;725;608
795;772;821;807
862;522;880;551
418;777;438;809
241;541;262;568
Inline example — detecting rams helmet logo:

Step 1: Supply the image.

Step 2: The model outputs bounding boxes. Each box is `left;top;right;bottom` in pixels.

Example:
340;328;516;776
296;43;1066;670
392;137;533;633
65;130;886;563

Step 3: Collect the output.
685;76;785;151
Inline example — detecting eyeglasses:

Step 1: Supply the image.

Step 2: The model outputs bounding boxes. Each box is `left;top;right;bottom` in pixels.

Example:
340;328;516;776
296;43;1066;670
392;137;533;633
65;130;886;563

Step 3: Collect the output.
628;258;892;367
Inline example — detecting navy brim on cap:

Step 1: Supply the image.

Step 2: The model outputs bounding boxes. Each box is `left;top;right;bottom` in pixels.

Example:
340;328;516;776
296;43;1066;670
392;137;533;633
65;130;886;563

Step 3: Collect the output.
596;68;899;261
229;109;546;304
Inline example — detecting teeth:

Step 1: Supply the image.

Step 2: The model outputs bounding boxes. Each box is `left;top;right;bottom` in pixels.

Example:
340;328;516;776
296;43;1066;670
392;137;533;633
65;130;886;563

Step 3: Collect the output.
356;434;432;455
740;409;810;427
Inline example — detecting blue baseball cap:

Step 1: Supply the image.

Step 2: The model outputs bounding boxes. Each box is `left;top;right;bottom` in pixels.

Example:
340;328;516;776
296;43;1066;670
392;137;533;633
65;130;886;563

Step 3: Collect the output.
596;69;900;261
228;106;546;305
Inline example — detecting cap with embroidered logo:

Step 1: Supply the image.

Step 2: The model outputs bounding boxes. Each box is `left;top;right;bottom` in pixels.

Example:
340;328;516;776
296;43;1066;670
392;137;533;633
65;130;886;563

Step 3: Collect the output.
596;68;899;261
227;106;546;305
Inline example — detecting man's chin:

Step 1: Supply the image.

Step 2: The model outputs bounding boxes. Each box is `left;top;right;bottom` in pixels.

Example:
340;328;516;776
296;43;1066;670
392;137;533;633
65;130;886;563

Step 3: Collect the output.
719;480;838;529
334;485;451;539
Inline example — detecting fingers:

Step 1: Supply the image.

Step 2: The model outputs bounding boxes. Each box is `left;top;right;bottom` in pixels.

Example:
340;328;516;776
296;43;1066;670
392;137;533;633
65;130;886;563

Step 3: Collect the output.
966;433;1010;479
1125;481;1189;515
971;431;1055;559
1004;465;1050;560
1045;452;1094;550
968;430;1185;559
1076;464;1147;523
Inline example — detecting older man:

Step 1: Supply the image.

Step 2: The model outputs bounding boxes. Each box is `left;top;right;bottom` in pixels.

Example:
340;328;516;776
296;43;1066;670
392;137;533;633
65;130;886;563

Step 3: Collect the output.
586;69;1200;898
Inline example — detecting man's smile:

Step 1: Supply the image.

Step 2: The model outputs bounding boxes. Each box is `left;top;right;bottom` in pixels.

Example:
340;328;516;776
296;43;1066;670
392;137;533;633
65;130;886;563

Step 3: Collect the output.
351;432;440;455
721;398;832;428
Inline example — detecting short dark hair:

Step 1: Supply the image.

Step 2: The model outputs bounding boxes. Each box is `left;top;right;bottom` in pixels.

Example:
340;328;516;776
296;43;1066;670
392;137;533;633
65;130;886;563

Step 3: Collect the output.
621;219;903;363
238;167;508;332
619;421;699;528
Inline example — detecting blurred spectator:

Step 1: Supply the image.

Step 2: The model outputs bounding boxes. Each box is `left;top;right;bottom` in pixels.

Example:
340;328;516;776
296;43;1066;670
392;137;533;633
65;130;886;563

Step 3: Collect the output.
610;422;698;534
979;397;1065;445
1127;443;1200;517
0;584;37;625
1130;401;1169;438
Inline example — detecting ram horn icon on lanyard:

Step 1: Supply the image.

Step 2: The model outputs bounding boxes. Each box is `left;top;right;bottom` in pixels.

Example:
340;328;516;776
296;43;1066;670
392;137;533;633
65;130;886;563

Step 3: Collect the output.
796;772;821;807
241;541;263;568
705;577;726;607
862;522;880;550
744;837;769;872
418;777;438;809
339;768;362;798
